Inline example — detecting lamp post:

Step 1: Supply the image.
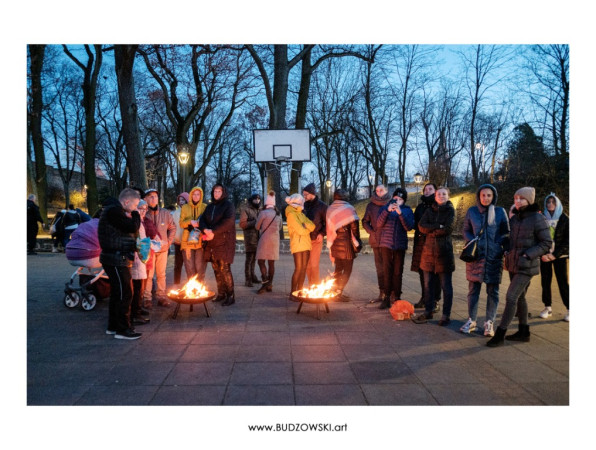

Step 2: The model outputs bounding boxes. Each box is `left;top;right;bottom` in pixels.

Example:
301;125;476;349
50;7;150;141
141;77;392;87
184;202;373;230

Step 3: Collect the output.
177;146;190;193
326;179;332;203
414;173;422;204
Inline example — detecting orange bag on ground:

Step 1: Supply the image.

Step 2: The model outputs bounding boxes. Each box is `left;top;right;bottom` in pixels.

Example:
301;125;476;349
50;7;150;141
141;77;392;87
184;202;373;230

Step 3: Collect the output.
389;300;415;320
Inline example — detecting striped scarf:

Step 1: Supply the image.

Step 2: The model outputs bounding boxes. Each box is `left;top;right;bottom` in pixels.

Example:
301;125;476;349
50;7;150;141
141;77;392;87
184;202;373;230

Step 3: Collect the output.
326;200;359;249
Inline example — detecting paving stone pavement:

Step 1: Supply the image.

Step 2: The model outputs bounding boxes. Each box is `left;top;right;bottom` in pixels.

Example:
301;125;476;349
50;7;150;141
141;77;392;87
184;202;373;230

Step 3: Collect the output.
26;249;569;406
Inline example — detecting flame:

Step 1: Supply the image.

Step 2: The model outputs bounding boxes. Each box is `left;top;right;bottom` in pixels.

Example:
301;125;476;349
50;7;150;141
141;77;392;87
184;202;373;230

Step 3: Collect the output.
295;278;338;299
168;275;209;299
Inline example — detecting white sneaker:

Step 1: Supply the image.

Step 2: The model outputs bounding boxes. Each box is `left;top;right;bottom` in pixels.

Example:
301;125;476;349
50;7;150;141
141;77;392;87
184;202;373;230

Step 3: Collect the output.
539;307;552;319
460;318;477;334
52;248;59;253
484;320;494;337
564;310;569;322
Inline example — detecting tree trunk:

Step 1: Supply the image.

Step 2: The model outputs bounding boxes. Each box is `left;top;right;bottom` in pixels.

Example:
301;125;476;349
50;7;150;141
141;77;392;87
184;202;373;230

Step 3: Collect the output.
290;46;312;194
29;45;48;224
84;45;102;215
115;45;148;191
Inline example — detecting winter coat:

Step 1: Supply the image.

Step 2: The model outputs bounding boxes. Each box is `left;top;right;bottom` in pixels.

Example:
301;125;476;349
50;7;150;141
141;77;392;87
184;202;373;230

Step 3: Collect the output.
240;202;260;253
303;196;327;240
285;205;315;254
362;192;391;247
419;200;456;274
551;213;569;259
98;197;140;268
376;203;415;251
75;208;92;223
65;218;101;262
256;208;282;261
330;219;361;261
27;200;43;229
410;195;435;272
146;206;175;253
505;203;552;276
463;184;510;284
199;185;236;264
180;187;207;250
61;209;81;231
131;222;148;280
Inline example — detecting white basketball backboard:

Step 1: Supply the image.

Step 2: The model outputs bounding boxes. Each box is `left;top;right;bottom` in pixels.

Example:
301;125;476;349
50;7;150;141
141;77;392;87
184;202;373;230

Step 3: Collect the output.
253;129;311;163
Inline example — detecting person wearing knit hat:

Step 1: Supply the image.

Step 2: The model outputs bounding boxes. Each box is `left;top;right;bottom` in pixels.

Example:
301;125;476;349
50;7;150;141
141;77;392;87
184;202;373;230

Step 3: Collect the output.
240;192;262;286
255;191;283;294
486;186;552;347
303;183;328;286
172;192;189;285
539;193;569;321
285;193;315;298
392;187;408;203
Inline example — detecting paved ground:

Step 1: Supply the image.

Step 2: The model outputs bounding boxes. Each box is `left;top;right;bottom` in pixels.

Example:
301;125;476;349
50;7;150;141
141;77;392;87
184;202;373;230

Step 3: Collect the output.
26;249;569;407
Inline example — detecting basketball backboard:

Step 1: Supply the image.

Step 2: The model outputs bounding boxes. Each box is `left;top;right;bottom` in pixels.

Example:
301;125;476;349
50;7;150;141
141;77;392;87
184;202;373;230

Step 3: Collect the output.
253;129;311;163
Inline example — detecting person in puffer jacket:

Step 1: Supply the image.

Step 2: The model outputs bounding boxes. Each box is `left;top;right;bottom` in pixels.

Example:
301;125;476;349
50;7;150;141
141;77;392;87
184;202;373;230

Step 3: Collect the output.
286;193;315;297
412;187;456;326
539;192;569;322
487;187;552;347
180;187;207;283
460;184;510;337
375;187;414;310
362;184;392;303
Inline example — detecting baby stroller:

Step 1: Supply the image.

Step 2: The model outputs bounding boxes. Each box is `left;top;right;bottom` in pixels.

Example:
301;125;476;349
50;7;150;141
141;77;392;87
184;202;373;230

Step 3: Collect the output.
63;219;110;311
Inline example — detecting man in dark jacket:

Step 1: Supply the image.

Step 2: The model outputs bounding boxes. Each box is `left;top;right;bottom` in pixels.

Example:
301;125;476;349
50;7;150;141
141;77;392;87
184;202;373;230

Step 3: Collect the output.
362;184;391;302
200;184;237;306
98;188;141;340
27;194;44;255
411;183;441;311
302;183;327;286
239;193;261;286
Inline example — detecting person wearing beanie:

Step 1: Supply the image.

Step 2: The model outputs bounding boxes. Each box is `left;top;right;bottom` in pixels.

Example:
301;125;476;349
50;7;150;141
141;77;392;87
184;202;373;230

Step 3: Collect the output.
411;183;442;312
326;189;362;301
180;187;208;283
539;193;569;321
460;184;510;337
255;191;283;294
375;187;415;309
302;183;328;286
240;193;262;286
486;187;552;347
199;184;237;306
143;187;176;308
172;192;189;285
412;187;456;325
285;193;315;297
362;185;392;303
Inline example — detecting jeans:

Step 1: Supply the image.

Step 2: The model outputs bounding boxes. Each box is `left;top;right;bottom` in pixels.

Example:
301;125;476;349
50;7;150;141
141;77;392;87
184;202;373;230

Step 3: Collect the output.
423;271;453;317
541;258;569;309
145;251;168;299
62;228;76;248
258;260;275;284
104;264;133;332
499;272;532;329
372;247;385;292
173;244;183;284
291;250;310;293
467;281;499;323
306;239;323;286
418;269;441;303
333;258;354;292
182;248;208;283
380;248;405;298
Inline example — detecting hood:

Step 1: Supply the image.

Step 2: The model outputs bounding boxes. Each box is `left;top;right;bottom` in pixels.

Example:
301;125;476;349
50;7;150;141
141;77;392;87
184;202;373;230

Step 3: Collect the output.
177;192;190;204
211;184;229;204
433;200;454;212
188;187;204;205
285;204;302;216
371;190;391;206
543;192;563;222
102;197;121;209
476;183;498;211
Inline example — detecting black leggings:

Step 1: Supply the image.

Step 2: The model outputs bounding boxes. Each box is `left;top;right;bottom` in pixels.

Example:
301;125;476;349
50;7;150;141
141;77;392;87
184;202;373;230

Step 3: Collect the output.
258;259;275;283
333;258;354;292
291;251;310;293
540;258;569;309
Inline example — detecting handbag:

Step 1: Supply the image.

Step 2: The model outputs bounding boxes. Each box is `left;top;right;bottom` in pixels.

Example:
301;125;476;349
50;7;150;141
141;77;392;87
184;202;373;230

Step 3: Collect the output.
459;228;483;263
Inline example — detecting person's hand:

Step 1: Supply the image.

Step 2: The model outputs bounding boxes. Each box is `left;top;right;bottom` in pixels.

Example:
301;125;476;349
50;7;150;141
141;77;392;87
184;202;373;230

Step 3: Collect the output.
191;220;199;228
315;234;323;244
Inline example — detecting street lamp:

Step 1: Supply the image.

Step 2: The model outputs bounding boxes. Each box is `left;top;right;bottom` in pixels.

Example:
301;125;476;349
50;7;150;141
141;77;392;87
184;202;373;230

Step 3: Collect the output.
326;179;332;203
414;173;422;204
177;146;190;192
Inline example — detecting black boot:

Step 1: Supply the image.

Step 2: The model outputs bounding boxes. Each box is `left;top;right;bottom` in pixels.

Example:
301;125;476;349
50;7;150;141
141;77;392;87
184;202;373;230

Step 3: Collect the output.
378;295;391;310
245;280;253;287
413;297;425;309
222;292;235;306
486;327;507;347
257;283;268;294
506;324;531;342
213;293;226;302
370;290;384;304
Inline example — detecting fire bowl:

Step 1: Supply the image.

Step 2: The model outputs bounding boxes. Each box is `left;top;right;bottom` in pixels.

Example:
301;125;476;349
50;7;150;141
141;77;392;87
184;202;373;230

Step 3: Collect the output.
167;291;216;318
291;290;338;320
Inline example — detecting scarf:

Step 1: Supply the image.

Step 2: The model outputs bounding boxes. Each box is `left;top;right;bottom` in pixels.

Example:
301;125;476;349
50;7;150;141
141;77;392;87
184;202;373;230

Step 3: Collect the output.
371;191;391;206
326;200;359;249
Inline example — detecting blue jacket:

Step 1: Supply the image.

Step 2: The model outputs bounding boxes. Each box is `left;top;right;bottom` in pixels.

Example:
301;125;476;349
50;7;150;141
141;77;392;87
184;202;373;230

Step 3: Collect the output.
376;204;414;251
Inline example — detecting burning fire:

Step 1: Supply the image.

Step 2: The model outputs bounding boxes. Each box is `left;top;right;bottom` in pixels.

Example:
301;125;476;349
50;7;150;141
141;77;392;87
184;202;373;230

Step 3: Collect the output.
294;278;338;299
168;275;209;299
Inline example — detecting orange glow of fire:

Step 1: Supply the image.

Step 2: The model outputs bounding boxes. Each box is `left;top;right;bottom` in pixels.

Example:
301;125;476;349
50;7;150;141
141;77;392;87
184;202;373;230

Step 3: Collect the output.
168;275;209;299
295;278;338;298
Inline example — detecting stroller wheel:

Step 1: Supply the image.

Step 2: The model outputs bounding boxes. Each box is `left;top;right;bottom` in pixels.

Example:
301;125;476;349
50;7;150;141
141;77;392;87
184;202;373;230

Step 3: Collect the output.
64;291;80;308
81;293;97;311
